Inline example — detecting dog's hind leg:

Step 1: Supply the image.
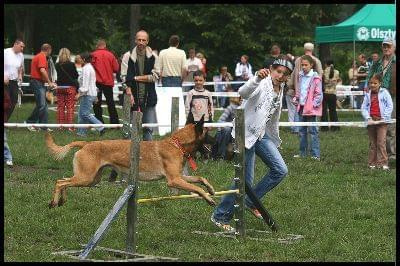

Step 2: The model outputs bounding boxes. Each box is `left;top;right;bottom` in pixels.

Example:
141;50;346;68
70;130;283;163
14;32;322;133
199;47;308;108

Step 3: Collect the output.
166;176;216;206
181;175;215;195
49;175;98;208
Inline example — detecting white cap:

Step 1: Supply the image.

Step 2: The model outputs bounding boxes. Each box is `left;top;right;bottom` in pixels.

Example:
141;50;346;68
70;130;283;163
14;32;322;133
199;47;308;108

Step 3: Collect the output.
382;37;396;47
304;42;314;51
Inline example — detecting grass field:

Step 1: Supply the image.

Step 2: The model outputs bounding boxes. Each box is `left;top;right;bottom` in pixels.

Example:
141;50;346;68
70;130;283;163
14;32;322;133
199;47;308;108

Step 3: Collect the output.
4;100;396;262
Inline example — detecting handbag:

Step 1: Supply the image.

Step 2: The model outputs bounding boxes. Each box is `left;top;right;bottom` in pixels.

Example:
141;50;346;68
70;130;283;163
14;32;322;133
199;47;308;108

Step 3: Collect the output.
60;64;80;89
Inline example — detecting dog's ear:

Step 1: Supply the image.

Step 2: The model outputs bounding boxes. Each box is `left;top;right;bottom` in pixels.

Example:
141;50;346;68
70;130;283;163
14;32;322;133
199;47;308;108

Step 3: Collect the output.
195;114;205;135
186;112;195;125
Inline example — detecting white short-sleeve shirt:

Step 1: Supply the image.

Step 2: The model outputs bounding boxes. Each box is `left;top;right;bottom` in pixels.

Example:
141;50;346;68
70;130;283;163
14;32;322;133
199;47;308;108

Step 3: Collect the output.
4;48;24;80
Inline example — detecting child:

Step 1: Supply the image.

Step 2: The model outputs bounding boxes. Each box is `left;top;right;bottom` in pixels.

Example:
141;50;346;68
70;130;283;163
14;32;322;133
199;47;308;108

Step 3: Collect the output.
76;52;105;137
292;55;323;160
185;70;214;124
361;74;393;170
211;96;241;160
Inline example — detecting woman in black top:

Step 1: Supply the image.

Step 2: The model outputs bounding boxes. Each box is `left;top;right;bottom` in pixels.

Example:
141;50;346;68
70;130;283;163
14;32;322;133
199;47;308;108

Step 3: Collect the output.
55;48;79;130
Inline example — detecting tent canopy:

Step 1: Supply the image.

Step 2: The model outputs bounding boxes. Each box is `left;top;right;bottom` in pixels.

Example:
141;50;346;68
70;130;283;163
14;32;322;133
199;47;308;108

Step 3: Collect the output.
315;4;396;43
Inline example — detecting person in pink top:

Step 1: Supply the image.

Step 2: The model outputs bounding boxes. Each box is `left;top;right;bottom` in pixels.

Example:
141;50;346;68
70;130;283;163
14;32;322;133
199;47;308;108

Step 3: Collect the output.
292;55;323;160
91;39;120;124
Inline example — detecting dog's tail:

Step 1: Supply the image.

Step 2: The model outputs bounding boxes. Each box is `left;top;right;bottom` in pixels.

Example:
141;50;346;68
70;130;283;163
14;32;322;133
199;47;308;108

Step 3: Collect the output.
45;133;89;161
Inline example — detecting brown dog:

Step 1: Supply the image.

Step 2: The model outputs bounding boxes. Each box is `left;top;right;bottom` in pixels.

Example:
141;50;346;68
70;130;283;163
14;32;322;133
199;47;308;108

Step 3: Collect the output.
45;115;216;208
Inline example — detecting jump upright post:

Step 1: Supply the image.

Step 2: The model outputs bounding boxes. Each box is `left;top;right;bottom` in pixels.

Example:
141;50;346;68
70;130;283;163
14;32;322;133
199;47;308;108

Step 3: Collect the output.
233;108;246;237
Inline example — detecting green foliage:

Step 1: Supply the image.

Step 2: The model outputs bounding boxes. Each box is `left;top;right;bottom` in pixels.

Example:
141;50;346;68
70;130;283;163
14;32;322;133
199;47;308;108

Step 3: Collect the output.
4;4;371;81
3;102;396;262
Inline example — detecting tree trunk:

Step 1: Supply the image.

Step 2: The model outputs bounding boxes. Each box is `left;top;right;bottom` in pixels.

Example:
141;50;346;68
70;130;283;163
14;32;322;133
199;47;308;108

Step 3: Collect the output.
130;4;141;50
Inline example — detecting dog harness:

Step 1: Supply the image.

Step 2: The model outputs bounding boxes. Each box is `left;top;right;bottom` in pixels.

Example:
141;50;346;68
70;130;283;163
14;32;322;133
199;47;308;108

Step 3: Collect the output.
170;136;198;171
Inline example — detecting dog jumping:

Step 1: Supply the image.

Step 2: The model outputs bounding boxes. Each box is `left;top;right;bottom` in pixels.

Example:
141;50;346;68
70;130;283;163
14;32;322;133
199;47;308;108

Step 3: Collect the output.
45;115;216;208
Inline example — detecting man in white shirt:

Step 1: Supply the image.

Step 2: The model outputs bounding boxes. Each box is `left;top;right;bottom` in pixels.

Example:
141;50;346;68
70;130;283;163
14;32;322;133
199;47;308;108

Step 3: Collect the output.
234;54;253;91
4;39;25;120
185;48;203;83
158;35;187;87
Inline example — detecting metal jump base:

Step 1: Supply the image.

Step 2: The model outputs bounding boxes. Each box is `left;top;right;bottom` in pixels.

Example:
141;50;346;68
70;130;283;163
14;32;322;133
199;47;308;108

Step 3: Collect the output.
51;245;179;262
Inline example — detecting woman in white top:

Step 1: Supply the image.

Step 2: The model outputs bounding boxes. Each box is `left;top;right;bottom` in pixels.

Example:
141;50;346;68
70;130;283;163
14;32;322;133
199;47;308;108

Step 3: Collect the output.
76;51;105;137
211;55;294;232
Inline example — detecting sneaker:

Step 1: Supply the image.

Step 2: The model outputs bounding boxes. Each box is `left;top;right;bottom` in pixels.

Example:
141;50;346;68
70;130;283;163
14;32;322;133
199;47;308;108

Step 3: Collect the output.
369;165;376;169
311;156;320;161
246;207;263;220
293;154;301;158
210;215;235;233
27;126;38;132
43;128;53;132
5;160;13;166
382;165;390;171
99;128;106;136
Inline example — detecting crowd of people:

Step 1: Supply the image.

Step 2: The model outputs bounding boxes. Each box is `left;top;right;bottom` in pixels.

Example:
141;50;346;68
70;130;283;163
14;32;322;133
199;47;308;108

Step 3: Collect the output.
3;31;396;232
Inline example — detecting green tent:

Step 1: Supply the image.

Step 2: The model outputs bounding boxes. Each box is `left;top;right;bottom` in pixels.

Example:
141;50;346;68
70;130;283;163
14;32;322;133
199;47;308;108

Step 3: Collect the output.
315;4;396;44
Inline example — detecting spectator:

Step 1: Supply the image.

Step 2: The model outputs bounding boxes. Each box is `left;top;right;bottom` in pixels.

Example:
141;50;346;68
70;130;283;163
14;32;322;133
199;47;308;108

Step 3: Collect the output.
321;59;341;131
211;56;293;232
55;48;79;131
4;75;13;166
365;37;396;160
4;39;25;121
370;52;380;66
348;60;359;86
292;55;323;160
234;54;253;87
74;54;84;82
361;73;393;170
76;51;105;137
291;42;323;97
158;35;187;87
25;43;57;131
263;44;281;69
91;39;120;124
211;96;241;160
353;53;371;109
184;48;203;90
185;70;214;124
125;30;160;141
213;65;233;108
196;52;208;78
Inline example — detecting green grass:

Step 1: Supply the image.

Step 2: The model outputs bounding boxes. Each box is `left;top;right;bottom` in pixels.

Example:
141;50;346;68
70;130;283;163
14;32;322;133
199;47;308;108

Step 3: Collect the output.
4;101;396;262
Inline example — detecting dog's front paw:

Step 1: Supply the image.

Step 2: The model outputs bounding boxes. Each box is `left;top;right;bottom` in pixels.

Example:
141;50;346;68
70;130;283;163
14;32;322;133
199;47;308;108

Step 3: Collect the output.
48;201;58;209
58;198;65;207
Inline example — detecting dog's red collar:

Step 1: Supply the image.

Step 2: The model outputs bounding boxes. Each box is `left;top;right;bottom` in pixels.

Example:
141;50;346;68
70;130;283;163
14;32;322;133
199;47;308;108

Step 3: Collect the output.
170;136;197;171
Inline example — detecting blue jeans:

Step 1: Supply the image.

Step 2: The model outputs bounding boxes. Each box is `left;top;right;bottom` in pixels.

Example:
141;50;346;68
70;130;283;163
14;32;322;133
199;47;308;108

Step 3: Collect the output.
77;95;104;136
4;131;13;162
285;94;299;133
140;106;157;141
26;79;48;125
212;134;288;223
298;107;320;157
161;76;182;88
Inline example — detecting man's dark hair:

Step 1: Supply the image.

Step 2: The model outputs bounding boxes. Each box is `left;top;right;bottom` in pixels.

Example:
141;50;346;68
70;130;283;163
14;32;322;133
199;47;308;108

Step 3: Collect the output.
169;35;180;47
